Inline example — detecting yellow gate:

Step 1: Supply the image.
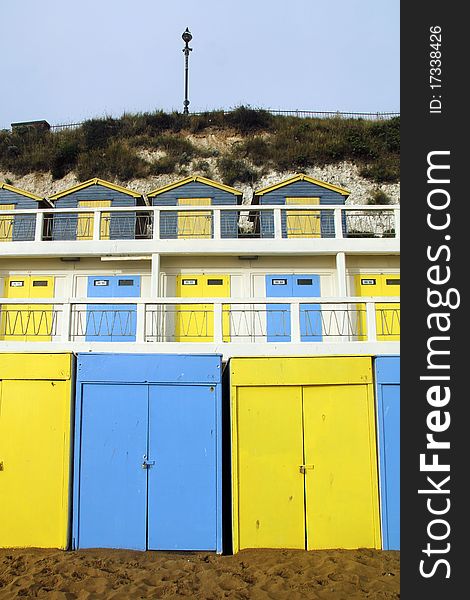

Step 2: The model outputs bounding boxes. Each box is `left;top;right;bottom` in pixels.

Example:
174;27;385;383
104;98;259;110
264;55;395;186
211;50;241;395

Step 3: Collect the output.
1;276;55;342
78;200;111;240
355;274;400;341
177;198;211;239
0;353;73;548
286;197;320;238
175;274;230;342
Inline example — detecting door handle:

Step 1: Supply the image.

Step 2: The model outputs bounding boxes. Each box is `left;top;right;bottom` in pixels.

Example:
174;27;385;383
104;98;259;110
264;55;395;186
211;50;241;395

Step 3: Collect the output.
299;464;314;474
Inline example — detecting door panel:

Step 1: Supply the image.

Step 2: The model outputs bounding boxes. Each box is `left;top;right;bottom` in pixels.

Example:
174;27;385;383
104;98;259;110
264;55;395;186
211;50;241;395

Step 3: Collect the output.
378;384;400;550
236;386;305;549
0;379;71;548
286;197;320;238
177;198;211;239
77;384;148;550
303;384;380;549
355;274;400;341
78;200;111;240
0;203;14;242
148;385;217;550
266;275;292;342
293;275;322;341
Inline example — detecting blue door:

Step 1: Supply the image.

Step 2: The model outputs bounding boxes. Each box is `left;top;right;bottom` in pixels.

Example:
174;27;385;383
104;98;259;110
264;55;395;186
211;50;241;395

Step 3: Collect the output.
147;385;217;550
266;274;321;342
86;275;140;342
76;383;148;550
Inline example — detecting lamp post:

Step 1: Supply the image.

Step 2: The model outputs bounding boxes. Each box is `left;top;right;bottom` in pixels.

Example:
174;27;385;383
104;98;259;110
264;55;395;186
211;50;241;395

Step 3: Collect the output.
182;28;193;115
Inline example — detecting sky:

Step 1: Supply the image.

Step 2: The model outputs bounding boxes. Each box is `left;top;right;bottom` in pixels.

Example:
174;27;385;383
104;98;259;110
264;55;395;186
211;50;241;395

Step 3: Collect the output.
0;0;399;130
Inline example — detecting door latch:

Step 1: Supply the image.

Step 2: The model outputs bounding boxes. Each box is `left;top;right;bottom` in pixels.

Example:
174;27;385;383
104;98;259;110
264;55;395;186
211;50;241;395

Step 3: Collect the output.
0;461;3;471
299;464;314;474
142;455;155;469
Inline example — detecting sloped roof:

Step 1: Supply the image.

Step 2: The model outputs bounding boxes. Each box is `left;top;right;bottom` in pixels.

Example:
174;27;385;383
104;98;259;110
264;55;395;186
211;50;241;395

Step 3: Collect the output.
0;182;43;202
49;178;141;200
254;173;350;197
148;175;243;197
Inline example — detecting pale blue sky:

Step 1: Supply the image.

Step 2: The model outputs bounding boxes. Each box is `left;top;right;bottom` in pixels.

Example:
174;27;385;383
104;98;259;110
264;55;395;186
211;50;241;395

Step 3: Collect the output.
0;0;399;129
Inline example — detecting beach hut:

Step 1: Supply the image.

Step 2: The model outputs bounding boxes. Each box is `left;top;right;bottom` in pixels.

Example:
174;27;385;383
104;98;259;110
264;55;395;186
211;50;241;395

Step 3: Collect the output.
0;182;48;242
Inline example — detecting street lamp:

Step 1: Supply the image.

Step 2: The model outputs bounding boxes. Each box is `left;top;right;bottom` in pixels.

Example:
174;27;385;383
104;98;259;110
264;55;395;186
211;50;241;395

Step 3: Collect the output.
182;28;193;115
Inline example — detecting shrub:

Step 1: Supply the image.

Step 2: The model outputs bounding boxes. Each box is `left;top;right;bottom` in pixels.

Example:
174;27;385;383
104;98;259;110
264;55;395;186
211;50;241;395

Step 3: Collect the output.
76;141;147;181
367;188;394;205
225;106;274;134
217;156;258;186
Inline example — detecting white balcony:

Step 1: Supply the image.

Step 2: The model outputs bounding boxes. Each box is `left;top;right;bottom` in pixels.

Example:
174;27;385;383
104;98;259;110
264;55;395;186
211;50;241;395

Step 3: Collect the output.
0;204;400;258
0;296;400;359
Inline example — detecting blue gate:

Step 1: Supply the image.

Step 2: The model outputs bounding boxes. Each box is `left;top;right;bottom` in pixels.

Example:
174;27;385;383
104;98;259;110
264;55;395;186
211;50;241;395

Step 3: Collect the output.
86;275;140;342
265;274;322;342
375;355;400;550
73;354;222;552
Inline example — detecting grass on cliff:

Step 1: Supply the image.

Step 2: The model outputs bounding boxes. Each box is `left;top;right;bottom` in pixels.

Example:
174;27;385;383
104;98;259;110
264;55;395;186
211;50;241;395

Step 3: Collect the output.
0;107;399;185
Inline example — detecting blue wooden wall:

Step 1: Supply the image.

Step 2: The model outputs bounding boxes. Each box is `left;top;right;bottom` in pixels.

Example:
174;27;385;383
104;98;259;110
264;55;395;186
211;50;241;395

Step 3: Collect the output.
0;188;46;241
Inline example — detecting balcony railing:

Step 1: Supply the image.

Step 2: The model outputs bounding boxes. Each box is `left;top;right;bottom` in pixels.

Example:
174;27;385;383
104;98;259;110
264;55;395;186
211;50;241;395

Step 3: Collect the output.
0;297;400;345
0;205;400;243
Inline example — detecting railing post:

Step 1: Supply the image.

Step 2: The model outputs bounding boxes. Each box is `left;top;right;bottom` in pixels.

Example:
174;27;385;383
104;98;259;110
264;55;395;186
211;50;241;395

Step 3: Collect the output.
152;208;160;241
213;303;223;343
334;207;344;239
92;209;101;240
335;252;347;296
394;208;400;239
365;301;377;342
34;212;44;242
274;208;282;239
290;301;301;343
213;208;221;240
135;303;146;343
61;302;71;342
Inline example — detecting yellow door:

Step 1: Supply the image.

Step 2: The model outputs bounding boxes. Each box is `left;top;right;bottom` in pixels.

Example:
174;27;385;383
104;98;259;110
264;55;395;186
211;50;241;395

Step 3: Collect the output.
355;274;400;341
236;386;305;550
302;384;381;549
0;204;14;242
176;274;230;342
78;200;112;240
1;276;54;342
286;197;320;238
0;373;71;548
177;198;211;239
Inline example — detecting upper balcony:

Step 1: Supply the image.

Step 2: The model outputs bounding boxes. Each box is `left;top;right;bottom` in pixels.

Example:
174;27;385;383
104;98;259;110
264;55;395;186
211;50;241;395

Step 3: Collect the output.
0;204;400;258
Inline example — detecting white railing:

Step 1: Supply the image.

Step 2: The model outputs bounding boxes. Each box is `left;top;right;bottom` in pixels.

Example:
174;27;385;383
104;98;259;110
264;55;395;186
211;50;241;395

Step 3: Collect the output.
0;297;400;345
0;205;400;243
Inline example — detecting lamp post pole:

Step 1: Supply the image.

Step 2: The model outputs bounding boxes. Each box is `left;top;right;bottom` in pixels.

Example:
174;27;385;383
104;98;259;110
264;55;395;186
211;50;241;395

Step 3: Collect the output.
182;28;193;115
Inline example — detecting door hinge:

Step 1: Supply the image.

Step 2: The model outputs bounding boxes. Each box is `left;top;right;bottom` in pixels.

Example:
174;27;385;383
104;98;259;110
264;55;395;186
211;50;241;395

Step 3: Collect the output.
299;464;314;474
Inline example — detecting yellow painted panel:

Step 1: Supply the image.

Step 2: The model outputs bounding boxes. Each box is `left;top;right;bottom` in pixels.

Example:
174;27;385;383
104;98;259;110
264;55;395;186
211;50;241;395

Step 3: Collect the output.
1;276;30;342
0;353;71;380
355;274;400;341
230;356;373;387
0;377;72;548
286;197;320;238
0;204;15;242
235;386;305;550
175;274;230;342
177;198;211;239
78;200;111;240
303;384;381;549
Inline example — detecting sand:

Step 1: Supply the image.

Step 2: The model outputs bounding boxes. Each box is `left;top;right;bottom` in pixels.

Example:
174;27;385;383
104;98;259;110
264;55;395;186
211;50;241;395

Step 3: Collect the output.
0;548;399;600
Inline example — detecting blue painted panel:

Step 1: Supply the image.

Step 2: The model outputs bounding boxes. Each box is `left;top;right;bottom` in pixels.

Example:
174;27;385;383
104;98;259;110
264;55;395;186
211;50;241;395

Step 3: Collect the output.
293;275;322;342
148;385;218;550
375;356;400;550
85;276;140;342
266;275;292;342
76;353;222;384
75;383;148;550
266;274;321;342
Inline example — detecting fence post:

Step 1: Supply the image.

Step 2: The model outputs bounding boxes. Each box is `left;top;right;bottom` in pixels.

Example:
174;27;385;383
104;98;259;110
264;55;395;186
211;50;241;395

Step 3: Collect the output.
213;303;223;343
92;210;101;240
213;208;221;240
334;207;344;239
366;301;377;342
274;208;282;239
394;208;400;239
34;212;44;242
152;208;160;241
61;302;71;342
291;302;301;343
135;303;146;343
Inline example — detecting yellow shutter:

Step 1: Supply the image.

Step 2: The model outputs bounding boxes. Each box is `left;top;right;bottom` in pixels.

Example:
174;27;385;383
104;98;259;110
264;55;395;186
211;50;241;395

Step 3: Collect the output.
78;200;112;240
177;198;211;239
0;204;15;242
286;197;320;238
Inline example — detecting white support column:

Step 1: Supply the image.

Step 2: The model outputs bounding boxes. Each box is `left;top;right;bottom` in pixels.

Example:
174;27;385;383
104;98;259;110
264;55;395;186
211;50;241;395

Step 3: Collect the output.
213;303;223;343
213;208;221;240
273;208;282;239
290;301;301;343
61;302;71;342
365;301;377;342
92;210;101;240
152;208;160;241
335;252;347;296
151;253;160;298
394;208;400;239
34;212;44;242
334;207;344;239
135;303;146;343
